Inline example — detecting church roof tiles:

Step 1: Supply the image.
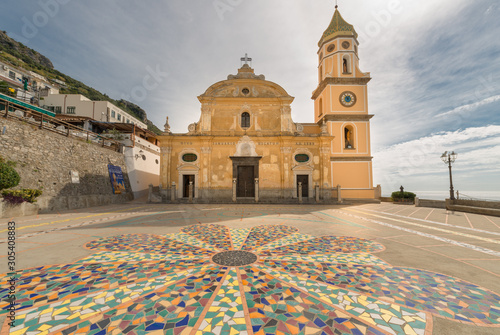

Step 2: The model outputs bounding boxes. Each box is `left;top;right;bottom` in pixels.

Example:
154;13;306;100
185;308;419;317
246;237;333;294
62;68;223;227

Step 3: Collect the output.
319;9;358;47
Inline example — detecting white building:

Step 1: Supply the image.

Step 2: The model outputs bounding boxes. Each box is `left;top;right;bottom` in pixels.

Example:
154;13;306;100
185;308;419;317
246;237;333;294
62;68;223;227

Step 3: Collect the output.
42;94;147;129
122;134;160;199
0;60;59;102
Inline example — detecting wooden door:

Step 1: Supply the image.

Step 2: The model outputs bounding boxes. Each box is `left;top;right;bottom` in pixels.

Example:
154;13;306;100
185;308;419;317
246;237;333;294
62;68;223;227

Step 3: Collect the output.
237;166;254;197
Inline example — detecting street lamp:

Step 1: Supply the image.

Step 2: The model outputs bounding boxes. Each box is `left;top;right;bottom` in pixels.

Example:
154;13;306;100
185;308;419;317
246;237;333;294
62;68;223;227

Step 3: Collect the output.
440;151;457;200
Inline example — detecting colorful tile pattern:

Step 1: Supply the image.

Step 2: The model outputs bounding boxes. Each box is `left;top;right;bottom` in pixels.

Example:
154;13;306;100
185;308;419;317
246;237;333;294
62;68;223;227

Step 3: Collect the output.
260;253;389;266
1;223;500;335
259;236;384;257
196;269;248;334
181;224;232;250
229;228;251;250
241;225;298;251
254;232;316;252
241;266;387;335
254;264;428;335
163;232;219;252
261;262;500;325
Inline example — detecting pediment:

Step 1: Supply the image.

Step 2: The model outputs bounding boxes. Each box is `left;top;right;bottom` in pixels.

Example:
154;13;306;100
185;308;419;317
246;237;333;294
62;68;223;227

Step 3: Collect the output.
200;80;291;99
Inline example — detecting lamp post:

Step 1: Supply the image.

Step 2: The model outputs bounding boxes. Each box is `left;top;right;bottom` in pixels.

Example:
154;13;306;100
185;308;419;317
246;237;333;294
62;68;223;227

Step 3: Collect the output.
440;151;457;200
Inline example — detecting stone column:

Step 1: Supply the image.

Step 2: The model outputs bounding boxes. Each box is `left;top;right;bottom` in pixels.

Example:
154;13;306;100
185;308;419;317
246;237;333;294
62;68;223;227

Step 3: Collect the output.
315;184;320;203
232;178;237;202
298;182;303;203
337;184;342;203
254;178;259;203
189;181;193;203
171;182;176;202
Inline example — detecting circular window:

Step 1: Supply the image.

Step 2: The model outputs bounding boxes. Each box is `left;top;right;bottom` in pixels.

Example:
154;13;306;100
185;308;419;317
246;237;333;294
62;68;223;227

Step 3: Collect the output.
242;88;250;95
327;44;335;52
182;153;197;162
295;154;310;163
342;41;350;49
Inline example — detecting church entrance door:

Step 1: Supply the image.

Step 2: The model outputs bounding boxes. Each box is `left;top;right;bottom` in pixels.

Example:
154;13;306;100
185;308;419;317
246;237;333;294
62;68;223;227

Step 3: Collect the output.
237;166;255;198
297;175;309;198
183;175;195;198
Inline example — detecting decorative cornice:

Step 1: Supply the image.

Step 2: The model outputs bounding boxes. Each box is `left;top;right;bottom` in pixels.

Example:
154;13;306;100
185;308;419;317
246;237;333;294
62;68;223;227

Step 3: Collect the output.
330;156;373;162
312;77;371;100
321;114;374;122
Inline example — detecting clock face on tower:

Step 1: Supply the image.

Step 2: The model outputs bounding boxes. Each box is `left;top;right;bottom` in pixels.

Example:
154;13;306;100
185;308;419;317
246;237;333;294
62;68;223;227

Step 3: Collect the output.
339;91;357;107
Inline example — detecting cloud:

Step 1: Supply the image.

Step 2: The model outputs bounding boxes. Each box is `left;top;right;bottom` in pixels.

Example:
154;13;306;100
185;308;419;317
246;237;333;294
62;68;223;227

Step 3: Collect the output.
435;94;500;118
373;125;500;195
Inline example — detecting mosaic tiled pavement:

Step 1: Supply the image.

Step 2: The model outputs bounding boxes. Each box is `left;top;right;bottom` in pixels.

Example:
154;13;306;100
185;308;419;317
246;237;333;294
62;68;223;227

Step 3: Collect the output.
2;211;500;335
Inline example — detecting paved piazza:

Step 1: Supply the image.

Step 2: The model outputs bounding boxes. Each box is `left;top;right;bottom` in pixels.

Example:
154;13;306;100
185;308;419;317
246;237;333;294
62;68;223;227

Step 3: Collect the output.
1;203;500;335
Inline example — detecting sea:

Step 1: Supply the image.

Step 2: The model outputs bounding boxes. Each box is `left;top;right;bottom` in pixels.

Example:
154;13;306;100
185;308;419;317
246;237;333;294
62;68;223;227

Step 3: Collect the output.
382;191;500;201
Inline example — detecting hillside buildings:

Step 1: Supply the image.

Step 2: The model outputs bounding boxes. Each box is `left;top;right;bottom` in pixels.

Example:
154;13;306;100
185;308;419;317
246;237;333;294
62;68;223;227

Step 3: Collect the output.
42;94;148;130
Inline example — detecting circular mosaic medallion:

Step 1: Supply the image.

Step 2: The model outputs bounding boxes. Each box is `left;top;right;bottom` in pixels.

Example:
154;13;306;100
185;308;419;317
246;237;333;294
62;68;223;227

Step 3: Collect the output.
327;44;335;52
212;250;257;266
342;41;350;49
3;223;500;335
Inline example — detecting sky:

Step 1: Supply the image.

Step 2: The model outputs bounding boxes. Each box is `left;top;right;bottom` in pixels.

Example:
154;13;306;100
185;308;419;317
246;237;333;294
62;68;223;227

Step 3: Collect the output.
1;0;499;199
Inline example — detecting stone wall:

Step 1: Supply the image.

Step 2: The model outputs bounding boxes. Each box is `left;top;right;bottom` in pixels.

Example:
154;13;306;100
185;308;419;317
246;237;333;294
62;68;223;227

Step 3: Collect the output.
446;199;500;217
415;198;447;209
0;117;132;216
451;199;500;210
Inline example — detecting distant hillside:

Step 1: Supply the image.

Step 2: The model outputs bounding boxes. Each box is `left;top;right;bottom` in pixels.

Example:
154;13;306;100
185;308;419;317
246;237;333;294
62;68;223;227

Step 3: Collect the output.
0;30;53;69
0;30;162;135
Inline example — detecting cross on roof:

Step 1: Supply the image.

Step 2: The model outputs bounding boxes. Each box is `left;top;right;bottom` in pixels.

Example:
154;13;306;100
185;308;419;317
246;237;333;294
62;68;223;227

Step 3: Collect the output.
240;53;252;66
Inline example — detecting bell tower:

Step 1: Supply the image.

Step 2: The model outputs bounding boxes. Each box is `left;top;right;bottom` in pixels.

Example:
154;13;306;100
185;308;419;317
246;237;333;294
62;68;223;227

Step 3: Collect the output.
312;4;376;199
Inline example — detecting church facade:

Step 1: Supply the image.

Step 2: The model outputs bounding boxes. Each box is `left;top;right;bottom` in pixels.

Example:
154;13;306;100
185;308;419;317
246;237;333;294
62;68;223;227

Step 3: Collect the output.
158;7;378;202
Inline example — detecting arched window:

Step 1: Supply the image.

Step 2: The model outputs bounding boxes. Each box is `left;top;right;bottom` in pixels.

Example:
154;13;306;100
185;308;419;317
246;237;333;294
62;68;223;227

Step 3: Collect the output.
319;98;323;117
241;112;250;129
344;125;354;149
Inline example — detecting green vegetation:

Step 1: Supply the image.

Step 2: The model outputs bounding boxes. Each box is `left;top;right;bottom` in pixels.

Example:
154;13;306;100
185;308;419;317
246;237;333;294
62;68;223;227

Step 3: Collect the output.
0;157;20;191
0;155;43;204
147;122;162;135
2;188;43;203
391;191;416;201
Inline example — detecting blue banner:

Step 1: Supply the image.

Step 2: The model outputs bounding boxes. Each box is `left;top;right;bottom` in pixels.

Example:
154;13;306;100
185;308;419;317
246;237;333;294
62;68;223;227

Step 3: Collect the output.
108;164;126;194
